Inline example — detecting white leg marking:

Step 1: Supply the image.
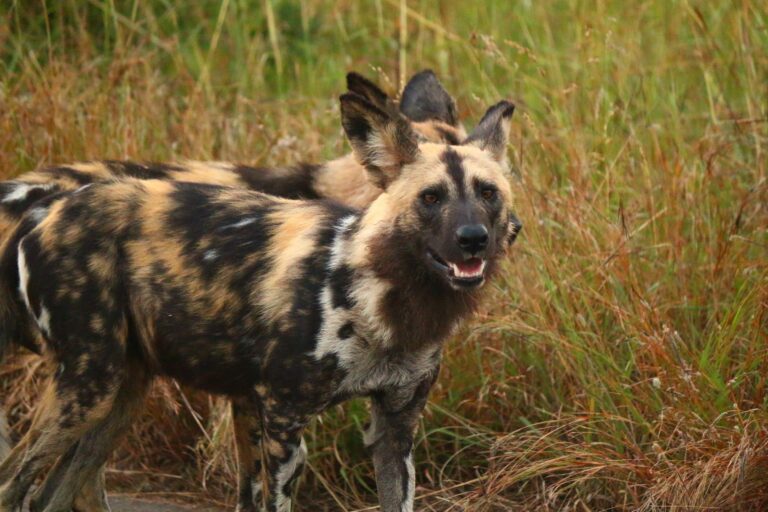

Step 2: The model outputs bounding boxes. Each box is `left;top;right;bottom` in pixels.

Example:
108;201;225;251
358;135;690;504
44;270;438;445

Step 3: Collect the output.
274;438;307;511
402;452;415;512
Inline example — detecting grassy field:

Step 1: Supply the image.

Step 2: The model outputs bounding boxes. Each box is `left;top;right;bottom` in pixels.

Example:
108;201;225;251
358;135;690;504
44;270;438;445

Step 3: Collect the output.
1;1;767;510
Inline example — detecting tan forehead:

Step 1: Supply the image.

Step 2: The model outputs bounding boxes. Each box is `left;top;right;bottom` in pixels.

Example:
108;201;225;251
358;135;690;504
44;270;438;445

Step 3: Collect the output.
395;143;512;199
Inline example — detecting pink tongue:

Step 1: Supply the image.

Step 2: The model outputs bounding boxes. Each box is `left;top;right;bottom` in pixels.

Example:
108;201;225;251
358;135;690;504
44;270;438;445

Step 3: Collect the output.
456;258;483;273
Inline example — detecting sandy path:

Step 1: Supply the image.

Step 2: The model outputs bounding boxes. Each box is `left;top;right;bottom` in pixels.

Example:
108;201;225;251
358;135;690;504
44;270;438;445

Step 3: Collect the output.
109;498;226;512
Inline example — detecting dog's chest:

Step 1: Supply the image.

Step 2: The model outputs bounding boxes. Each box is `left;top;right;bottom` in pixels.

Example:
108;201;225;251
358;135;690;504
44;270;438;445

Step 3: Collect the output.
337;339;440;397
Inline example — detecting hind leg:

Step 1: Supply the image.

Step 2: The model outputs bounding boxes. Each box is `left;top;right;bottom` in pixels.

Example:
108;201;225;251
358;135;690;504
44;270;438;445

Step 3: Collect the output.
25;442;109;512
0;356;125;512
72;470;108;512
0;392;111;512
29;364;150;512
233;396;264;512
261;416;308;512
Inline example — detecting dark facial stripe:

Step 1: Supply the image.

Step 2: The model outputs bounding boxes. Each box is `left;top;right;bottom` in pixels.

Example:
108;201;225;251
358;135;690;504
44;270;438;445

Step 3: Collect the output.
440;148;466;197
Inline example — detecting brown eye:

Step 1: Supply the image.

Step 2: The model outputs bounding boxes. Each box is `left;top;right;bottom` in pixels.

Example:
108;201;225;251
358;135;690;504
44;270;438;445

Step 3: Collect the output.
422;193;439;205
481;188;497;201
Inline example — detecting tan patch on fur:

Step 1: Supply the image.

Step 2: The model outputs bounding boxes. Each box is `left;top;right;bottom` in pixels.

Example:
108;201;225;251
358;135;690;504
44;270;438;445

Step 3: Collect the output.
66;162;113;179
313;155;383;209
256;205;326;326
411;120;467;143
168;160;243;187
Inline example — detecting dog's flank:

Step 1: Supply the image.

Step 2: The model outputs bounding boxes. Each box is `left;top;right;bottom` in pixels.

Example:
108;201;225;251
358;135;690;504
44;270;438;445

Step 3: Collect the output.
0;82;518;511
0;70;465;232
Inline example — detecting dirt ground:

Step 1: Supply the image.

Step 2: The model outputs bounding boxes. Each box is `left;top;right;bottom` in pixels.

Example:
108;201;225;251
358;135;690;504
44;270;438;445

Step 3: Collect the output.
109;498;225;512
20;497;225;512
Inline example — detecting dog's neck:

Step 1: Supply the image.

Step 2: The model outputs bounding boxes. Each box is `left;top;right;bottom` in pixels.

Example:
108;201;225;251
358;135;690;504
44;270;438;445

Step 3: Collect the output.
338;195;483;352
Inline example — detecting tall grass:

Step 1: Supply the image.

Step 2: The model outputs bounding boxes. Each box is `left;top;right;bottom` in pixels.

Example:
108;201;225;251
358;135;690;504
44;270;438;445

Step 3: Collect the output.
1;1;767;510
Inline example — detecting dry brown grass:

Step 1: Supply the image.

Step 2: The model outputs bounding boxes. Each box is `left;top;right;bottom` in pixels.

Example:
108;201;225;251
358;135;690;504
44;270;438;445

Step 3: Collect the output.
1;1;767;510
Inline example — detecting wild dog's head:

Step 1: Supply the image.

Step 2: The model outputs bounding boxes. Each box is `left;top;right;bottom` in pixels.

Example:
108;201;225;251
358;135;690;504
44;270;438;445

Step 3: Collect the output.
346;70;467;145
341;92;521;292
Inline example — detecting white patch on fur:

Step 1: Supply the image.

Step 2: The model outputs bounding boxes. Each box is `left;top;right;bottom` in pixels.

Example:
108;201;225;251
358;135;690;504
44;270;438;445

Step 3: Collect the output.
74;183;94;194
222;217;256;230
28;206;50;224
18;242;53;338
314;215;359;362
339;343;439;397
402;452;415;512
328;215;357;267
366;132;398;170
203;249;219;261
17;243;32;311
251;479;262;501
2;182;54;203
37;305;51;337
273;438;307;511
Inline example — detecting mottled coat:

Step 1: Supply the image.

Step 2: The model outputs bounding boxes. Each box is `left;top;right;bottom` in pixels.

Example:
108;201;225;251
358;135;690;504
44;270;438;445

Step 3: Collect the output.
0;86;519;511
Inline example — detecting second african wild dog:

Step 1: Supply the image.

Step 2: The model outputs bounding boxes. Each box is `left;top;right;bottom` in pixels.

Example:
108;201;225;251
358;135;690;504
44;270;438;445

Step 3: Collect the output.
0;92;520;511
0;70;466;512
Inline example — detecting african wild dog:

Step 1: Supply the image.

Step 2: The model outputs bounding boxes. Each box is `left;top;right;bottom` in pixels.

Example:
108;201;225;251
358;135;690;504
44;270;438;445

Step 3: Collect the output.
0;70;464;235
0;92;520;511
0;70;465;511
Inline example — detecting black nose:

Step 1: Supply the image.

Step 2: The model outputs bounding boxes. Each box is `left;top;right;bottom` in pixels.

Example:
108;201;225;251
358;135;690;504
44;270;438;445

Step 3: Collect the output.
456;224;489;254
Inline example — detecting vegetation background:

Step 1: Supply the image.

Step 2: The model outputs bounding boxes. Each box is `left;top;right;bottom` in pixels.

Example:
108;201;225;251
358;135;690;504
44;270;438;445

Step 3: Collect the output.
1;0;766;510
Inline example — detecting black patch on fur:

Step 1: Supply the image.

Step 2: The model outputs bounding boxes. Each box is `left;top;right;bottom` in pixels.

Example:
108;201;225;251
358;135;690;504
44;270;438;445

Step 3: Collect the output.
366;224;480;349
441;148;466;197
40;166;94;185
337;322;354;339
400;70;458;126
234;164;320;199
329;265;354;309
102;160;182;180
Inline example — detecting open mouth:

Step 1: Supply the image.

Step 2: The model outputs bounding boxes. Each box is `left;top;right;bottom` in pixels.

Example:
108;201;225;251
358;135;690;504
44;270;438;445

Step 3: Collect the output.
427;249;487;288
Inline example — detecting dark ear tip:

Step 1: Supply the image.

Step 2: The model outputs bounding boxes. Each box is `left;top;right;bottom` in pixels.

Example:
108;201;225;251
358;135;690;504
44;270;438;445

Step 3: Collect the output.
339;92;364;109
340;91;364;102
345;72;367;88
496;100;516;117
339;92;389;119
412;68;437;78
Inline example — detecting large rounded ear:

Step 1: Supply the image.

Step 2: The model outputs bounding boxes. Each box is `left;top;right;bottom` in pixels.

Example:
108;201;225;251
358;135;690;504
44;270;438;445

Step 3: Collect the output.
340;93;420;189
463;100;515;163
400;69;460;127
346;72;399;117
